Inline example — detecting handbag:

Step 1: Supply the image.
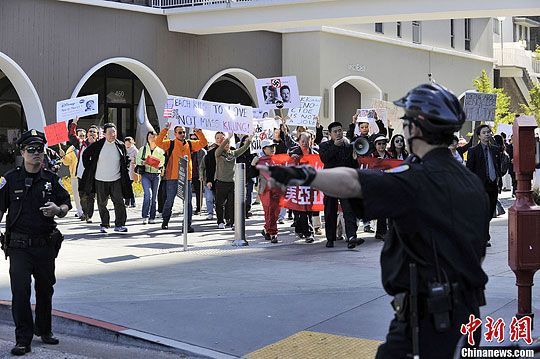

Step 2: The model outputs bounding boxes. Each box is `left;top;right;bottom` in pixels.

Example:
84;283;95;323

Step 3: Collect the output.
134;145;147;175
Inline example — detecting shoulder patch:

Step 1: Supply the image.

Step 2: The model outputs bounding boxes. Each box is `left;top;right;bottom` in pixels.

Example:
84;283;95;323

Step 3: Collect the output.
0;177;6;189
384;164;410;174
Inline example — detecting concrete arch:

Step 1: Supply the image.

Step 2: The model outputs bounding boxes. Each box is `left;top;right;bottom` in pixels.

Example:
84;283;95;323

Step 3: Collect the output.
330;75;383;121
198;68;258;105
0;52;46;131
72;57;169;128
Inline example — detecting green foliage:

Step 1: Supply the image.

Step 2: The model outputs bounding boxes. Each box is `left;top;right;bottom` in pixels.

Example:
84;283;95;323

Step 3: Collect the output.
534;45;540;60
519;83;540;127
473;70;515;128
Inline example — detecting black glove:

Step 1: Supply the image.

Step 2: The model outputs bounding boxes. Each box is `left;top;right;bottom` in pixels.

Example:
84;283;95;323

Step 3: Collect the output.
267;165;317;187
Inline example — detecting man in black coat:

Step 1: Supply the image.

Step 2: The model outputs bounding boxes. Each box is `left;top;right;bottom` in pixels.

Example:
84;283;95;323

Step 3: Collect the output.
319;122;360;249
466;124;501;246
81;123;132;233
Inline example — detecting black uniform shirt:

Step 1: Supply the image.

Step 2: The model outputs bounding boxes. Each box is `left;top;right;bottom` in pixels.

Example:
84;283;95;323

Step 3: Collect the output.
0;167;72;235
349;148;489;295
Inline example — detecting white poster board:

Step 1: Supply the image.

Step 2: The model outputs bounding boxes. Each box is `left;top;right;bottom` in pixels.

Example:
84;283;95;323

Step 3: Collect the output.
496;123;513;137
255;76;300;111
250;118;277;154
252;108;271;120
287;96;321;128
372;99;402;135
463;92;497;122
56;94;98;122
164;96;253;135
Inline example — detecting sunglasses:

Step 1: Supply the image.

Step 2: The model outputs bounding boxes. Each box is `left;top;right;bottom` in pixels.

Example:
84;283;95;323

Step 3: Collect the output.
394;139;404;144
176;131;185;134
25;146;45;154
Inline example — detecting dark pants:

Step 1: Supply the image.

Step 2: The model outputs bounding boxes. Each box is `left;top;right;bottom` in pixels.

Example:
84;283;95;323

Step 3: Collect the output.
485;182;498;242
96;179;127;227
162;179;192;227
78;179;94;219
376;297;480;359
294;210;313;237
124;180;135;206
215;181;235;225
246;179;255;214
9;246;56;346
324;196;358;241
376;218;388;237
192;178;202;213
157;177;166;214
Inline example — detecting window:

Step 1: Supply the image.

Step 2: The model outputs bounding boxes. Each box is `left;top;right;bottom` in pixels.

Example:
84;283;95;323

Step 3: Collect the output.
450;19;455;48
465;18;471;51
493;18;500;34
397;22;402;38
375;23;383;34
412;21;421;44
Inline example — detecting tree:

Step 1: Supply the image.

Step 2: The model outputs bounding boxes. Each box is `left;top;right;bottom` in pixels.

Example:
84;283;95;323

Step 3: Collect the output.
519;83;540;127
473;70;515;128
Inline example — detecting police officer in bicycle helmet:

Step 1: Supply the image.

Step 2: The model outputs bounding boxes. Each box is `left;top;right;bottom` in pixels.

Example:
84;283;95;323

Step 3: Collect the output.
258;83;489;358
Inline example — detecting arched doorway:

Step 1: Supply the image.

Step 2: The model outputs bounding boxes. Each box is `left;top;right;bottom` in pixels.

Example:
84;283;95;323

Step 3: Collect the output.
72;58;168;137
331;76;383;124
198;68;257;106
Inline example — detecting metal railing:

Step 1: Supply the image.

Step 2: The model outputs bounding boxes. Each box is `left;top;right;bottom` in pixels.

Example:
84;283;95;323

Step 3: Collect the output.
533;58;540;75
150;0;255;8
494;42;540;81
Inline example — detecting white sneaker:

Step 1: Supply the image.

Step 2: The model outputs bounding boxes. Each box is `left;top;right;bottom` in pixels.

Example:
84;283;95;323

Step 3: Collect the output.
142;218;148;225
218;223;225;229
114;226;128;232
148;219;155;224
99;226;108;233
206;214;214;220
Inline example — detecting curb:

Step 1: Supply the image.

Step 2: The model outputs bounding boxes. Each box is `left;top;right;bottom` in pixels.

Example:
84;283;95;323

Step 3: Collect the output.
0;301;239;359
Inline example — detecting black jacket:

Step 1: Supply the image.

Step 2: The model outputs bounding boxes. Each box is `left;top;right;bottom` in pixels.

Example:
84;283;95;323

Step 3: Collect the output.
466;144;502;185
203;145;218;186
318;140;356;169
81;138;132;198
346;119;388;142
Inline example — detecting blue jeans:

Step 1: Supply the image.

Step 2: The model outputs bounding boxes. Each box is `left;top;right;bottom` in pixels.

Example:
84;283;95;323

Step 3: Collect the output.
278;207;287;221
163;179;192;226
141;173;160;220
204;185;215;216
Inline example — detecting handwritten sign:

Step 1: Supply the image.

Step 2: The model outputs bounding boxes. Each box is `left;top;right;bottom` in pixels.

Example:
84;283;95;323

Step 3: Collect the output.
43;121;69;146
255;76;300;111
164;96;253;135
372;99;402;135
176;156;188;200
287;96;321;127
463;92;497;122
251;118;277;154
56;94;98;122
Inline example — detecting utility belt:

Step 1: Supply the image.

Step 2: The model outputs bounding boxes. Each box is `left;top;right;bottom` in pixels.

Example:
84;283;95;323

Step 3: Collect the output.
8;232;51;248
392;283;485;332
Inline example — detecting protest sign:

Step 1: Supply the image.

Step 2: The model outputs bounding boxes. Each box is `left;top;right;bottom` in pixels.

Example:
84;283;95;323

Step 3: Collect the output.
56;94;98;122
164;96;254;135
372;99;402;135
463;92;497;122
496;123;513;137
43;121;69;146
287;96;321;127
252;108;271;120
251;118;277;154
354;108;386;137
255;76;300;111
176;156;188;200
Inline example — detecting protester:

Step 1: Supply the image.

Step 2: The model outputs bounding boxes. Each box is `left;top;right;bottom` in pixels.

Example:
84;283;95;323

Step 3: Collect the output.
318;121;361;249
189;133;206;216
200;132;226;220
59;142;84;218
252;139;280;243
214;133;252;229
82;123;132;233
388;134;409;160
156;124;208;231
124;136;138;208
136;131;165;225
370;134;391;241
0;130;71;356
236;134;258;218
449;135;464;164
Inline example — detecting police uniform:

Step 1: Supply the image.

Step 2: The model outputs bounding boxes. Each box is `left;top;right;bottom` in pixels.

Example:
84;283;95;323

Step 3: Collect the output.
349;148;489;358
0;130;71;353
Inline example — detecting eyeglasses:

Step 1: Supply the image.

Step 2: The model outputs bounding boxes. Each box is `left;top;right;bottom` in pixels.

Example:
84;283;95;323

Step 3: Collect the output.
176;131;185;134
25;145;45;154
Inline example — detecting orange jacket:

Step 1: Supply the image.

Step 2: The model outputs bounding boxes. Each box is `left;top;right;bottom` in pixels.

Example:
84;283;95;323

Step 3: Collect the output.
156;128;208;181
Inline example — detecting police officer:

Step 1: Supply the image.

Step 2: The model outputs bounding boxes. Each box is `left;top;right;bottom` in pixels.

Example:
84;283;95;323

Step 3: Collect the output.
0;130;71;356
259;83;489;358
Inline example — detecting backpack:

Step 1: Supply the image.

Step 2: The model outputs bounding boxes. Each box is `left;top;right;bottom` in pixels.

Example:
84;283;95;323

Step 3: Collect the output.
163;139;192;171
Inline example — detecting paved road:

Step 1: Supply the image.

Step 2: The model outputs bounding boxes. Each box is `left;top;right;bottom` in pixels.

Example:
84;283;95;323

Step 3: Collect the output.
0;191;535;358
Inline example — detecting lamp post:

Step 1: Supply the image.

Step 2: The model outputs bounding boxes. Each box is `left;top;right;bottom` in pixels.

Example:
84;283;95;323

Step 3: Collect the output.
498;17;506;66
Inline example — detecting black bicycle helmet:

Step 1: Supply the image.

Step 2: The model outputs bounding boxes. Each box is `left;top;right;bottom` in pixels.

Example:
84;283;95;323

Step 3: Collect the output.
393;83;465;134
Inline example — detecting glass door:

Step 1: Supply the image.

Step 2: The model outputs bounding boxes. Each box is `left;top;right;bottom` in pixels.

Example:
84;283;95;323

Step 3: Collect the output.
107;105;132;140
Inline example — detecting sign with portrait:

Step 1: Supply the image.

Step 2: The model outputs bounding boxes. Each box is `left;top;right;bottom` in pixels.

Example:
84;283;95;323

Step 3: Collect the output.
287;96;322;128
255;76;300;111
56;94;98;122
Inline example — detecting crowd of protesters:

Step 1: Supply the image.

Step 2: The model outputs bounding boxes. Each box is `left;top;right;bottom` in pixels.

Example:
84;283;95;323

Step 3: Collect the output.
44;112;530;248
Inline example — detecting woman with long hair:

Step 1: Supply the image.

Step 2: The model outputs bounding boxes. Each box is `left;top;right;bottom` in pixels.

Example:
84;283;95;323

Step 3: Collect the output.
388;134;409;160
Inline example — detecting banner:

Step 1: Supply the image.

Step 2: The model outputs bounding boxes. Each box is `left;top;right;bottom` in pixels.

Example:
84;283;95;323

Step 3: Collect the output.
164;96;253;134
251;118;278;154
357;157;404;170
463;92;497;122
56;94;98;122
43;121;69;146
255;76;301;111
287;96;322;128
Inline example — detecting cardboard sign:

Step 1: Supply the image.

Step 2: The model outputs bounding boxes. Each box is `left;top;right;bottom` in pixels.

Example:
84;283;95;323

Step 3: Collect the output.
372;99;402;135
463;92;497;122
287;96;322;127
164;96;253;135
255;76;300;111
56;94;98;122
251;118;277;154
43;121;69;146
176;156;188;200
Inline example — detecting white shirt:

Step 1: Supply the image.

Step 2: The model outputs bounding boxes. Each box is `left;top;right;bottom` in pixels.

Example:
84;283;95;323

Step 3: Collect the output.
95;140;121;182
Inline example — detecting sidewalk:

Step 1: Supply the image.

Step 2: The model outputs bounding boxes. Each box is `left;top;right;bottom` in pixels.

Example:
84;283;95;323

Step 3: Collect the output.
0;191;536;358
